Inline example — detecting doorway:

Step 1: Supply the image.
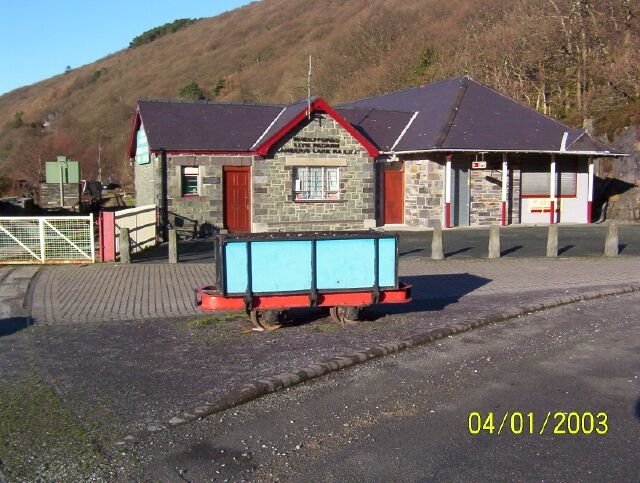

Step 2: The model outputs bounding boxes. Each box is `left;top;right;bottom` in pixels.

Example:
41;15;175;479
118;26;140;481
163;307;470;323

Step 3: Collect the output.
223;166;250;232
384;162;404;225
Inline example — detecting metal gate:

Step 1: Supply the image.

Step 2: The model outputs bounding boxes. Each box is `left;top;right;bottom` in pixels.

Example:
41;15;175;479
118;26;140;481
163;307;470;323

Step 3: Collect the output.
0;215;95;264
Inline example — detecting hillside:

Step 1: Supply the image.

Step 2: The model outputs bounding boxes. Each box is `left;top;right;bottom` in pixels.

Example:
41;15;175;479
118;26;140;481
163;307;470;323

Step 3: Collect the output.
0;0;638;197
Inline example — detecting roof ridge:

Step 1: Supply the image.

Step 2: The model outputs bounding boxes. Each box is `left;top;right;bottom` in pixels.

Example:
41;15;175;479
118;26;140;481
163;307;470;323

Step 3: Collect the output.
336;106;417;115
337;76;468;106
434;76;469;148
138;97;286;108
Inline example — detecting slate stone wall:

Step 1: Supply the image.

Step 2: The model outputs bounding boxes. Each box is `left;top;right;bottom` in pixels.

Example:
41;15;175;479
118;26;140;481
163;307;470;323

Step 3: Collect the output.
167;155;253;232
404;158;444;228
510;164;521;224
469;168;503;225
252;114;375;232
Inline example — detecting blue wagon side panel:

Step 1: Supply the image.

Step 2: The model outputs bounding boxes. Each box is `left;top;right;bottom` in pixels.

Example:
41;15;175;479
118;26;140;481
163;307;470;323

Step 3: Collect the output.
378;237;397;287
251;241;313;292
219;233;398;296
225;242;249;293
316;239;376;290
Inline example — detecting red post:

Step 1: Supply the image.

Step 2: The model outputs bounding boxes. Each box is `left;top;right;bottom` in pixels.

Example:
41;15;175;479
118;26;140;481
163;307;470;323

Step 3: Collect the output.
445;202;451;228
501;201;507;226
587;201;593;224
99;211;116;262
549;200;555;224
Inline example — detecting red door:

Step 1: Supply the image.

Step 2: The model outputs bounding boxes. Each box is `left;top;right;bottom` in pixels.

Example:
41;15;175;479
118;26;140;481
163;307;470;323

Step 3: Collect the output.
223;167;250;232
384;163;404;224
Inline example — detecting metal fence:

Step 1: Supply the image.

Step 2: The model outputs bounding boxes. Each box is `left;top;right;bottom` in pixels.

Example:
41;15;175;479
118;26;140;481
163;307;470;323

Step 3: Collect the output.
0;215;95;264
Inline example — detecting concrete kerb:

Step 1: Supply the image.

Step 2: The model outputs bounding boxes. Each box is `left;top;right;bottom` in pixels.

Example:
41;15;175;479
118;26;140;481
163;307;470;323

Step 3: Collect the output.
115;283;640;446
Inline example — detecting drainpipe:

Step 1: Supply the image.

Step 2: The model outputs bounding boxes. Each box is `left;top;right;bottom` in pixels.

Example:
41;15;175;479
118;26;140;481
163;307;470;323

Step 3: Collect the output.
444;153;452;228
501;153;508;226
587;156;594;223
549;154;556;224
160;148;169;242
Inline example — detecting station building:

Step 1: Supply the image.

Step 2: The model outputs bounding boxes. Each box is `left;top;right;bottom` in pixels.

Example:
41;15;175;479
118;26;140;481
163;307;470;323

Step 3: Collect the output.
129;76;622;233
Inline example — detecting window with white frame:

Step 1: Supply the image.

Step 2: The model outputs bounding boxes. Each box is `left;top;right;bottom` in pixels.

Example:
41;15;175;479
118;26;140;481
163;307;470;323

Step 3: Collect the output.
181;166;200;196
293;166;340;200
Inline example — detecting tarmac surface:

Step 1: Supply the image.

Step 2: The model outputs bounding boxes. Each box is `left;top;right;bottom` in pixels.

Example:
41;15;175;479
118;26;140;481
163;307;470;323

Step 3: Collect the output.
131;223;640;263
135;292;640;481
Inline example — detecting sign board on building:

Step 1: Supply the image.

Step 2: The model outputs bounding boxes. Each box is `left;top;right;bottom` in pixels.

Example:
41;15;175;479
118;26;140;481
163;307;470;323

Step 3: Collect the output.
471;161;487;169
136;124;150;165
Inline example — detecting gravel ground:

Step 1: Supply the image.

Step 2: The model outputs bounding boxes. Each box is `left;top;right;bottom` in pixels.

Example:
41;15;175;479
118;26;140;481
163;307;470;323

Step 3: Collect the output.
1;259;639;479
14;283;632;437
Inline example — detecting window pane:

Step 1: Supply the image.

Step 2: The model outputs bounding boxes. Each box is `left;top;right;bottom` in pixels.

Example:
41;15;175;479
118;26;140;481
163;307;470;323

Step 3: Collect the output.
181;167;199;196
293;166;340;200
326;168;339;192
309;168;323;198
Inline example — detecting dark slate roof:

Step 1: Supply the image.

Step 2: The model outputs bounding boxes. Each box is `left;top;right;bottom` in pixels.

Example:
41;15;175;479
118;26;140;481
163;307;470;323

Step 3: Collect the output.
137;99;284;152
339;76;622;155
336;108;416;151
252;98;313;148
339;78;464;151
134;77;622;156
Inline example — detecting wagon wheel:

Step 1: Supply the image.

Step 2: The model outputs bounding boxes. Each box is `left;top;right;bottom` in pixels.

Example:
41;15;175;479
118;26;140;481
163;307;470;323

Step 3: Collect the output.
330;306;360;325
249;310;282;332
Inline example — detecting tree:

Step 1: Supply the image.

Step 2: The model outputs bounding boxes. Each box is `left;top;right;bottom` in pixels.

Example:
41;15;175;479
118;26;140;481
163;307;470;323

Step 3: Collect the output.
11;112;24;129
178;80;206;100
211;78;226;97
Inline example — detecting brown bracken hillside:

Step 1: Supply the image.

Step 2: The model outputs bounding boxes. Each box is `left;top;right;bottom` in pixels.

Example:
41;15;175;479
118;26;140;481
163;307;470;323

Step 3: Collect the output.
0;0;638;196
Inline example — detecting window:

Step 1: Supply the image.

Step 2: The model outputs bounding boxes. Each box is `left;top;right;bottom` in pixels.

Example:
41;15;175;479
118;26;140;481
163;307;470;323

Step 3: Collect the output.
181;166;199;196
293;166;340;200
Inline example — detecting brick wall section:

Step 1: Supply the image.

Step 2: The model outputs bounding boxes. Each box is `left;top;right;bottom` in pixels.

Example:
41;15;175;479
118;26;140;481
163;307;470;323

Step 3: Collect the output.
404;158;444;227
253;114;375;232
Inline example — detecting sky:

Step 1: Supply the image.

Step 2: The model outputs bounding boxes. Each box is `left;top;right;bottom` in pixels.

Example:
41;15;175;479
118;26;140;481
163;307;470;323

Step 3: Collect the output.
0;0;254;95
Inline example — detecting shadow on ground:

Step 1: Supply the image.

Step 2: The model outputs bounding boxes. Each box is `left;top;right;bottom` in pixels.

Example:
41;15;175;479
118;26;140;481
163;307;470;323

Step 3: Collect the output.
0;317;31;337
367;273;492;319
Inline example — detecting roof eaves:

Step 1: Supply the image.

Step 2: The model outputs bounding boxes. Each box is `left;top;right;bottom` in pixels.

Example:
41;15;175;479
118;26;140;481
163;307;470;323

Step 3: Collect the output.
384;148;627;157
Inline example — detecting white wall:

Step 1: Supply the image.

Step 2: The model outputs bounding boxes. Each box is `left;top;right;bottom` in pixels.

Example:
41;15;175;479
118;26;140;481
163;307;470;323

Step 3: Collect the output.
520;158;589;224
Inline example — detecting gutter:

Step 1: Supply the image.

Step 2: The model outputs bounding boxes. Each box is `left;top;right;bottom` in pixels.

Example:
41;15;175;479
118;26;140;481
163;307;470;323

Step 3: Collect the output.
380;148;628;157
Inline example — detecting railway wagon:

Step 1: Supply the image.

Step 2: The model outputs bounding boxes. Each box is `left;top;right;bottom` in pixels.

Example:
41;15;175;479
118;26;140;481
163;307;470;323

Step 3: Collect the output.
195;231;411;331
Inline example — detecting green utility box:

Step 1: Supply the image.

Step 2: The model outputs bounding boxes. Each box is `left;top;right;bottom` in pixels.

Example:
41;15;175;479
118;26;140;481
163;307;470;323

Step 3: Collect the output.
45;156;80;183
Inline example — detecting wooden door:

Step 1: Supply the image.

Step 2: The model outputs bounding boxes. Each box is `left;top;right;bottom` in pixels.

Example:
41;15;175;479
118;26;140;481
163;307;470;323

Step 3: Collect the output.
223;167;250;232
384;163;404;224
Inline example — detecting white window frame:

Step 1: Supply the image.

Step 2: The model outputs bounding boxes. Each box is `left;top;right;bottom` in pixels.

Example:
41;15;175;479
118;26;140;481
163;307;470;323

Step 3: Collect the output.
293;166;340;201
181;166;200;197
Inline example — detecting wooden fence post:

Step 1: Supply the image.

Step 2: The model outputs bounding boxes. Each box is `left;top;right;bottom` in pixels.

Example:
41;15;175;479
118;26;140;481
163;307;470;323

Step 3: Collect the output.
168;229;178;264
